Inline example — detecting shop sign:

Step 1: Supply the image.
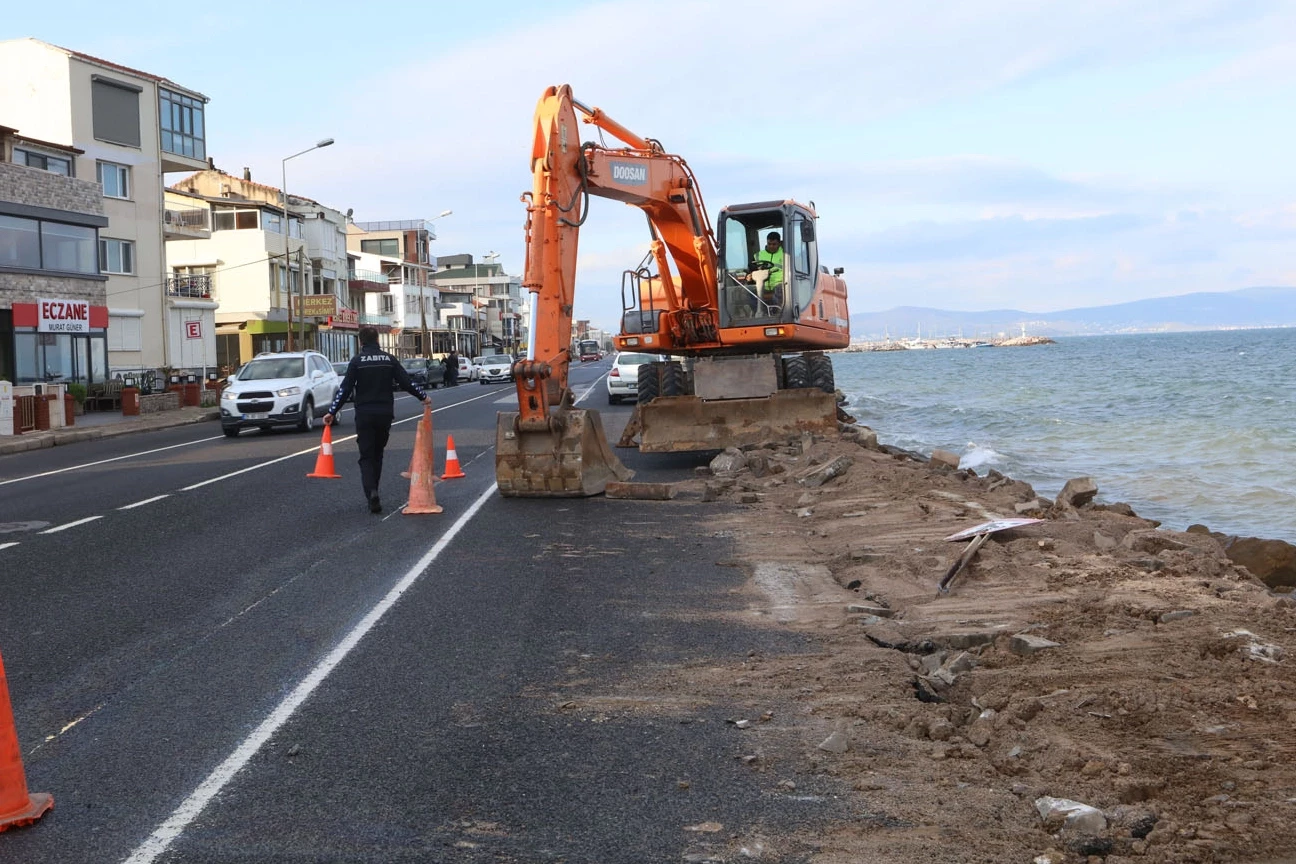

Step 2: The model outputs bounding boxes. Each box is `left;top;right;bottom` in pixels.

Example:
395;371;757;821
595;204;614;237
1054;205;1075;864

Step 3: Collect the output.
185;321;202;339
293;294;337;318
38;298;90;333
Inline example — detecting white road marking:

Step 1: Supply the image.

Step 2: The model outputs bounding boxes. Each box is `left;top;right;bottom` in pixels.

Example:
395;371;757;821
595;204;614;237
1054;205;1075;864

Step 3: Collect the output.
118;495;171;510
40;515;103;534
122;483;499;864
0;542;18;551
0;436;225;487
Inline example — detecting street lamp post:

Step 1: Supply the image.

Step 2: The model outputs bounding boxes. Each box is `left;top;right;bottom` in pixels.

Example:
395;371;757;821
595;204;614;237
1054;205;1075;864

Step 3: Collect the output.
282;137;334;351
420;209;452;357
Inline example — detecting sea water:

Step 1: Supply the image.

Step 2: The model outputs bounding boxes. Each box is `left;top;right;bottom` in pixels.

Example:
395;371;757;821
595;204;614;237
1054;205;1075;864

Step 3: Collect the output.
834;328;1296;543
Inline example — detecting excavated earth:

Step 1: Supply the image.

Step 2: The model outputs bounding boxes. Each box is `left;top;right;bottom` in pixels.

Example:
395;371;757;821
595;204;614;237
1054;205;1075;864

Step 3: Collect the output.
603;426;1296;863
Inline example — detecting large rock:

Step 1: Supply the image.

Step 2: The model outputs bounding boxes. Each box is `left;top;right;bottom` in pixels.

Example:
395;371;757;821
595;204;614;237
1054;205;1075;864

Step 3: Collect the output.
1223;536;1296;589
930;449;960;470
1055;476;1098;509
797;454;854;488
709;448;748;475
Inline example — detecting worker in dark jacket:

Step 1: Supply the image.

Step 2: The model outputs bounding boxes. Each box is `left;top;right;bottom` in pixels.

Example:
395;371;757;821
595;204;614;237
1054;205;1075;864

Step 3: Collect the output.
324;327;429;513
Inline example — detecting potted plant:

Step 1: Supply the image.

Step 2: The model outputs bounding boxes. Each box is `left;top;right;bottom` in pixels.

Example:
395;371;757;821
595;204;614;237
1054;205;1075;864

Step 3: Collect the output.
67;382;87;416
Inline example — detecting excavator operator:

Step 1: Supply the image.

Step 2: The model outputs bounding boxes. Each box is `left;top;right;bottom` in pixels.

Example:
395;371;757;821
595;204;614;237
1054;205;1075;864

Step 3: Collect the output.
752;231;785;307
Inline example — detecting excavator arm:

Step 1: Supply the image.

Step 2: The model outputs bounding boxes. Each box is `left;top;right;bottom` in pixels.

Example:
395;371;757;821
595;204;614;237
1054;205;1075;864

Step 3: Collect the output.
514;84;721;432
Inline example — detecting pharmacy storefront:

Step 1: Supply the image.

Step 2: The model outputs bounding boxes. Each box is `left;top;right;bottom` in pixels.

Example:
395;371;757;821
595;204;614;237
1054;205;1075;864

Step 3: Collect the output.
7;299;109;385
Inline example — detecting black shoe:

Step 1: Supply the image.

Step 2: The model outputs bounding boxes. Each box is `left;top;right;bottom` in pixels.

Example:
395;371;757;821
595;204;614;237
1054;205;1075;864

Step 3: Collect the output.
369;492;382;513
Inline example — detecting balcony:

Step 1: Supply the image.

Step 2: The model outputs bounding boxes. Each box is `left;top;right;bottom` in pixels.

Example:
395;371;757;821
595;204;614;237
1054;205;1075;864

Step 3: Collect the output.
359;312;394;330
347;269;390;293
163;202;211;240
166;274;212;298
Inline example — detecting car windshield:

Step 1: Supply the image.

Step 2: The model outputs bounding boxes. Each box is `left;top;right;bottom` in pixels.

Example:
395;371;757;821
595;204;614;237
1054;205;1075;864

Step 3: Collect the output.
401;359;424;371
483;355;512;364
239;358;304;380
616;353;658;365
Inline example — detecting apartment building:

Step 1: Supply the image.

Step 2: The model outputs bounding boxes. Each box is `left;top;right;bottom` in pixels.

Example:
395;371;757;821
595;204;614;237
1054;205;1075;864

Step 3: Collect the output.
346;220;445;357
0;126;109;384
0;37;211;376
431;253;524;357
167;168;355;369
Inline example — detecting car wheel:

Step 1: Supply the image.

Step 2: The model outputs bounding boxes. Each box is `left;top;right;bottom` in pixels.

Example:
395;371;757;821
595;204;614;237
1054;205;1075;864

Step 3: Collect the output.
298;397;315;432
223;427;240;438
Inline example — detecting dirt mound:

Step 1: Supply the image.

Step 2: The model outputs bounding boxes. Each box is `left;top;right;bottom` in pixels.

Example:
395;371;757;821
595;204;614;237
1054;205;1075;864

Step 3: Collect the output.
681;430;1296;862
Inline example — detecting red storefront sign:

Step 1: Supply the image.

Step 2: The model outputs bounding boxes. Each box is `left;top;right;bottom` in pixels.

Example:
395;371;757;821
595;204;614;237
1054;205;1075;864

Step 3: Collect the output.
12;301;109;331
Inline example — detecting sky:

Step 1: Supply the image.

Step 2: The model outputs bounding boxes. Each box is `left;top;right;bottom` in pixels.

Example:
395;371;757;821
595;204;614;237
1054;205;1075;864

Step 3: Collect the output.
5;0;1295;332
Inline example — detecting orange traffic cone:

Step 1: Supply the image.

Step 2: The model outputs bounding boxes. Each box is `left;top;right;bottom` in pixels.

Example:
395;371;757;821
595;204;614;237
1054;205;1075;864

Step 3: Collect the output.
0;650;53;832
400;412;431;480
307;422;342;479
404;404;442;515
441;434;466;480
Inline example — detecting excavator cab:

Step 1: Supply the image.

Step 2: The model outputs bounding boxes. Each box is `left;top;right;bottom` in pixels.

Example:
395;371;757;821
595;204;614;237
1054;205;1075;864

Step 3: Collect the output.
716;202;817;329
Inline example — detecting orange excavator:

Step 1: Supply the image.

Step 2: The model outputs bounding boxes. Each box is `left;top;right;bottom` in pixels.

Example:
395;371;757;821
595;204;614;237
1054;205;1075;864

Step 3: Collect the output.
496;84;851;497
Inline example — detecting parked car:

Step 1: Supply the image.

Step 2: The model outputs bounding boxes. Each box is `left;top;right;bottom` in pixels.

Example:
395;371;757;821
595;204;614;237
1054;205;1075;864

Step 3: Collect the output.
471;356;485;379
454;355;477;383
477;354;516;384
394;357;446;390
220;351;339;437
606;351;667;404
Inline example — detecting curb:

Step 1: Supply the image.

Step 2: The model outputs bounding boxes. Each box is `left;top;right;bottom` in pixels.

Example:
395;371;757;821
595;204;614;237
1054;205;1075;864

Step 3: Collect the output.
0;410;221;456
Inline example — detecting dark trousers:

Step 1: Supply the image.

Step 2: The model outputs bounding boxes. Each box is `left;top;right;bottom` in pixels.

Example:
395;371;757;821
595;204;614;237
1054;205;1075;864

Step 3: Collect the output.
354;411;393;499
445;368;458;386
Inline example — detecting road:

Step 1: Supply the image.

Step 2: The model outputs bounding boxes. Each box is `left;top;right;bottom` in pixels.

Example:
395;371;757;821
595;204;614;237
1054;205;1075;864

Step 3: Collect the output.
0;359;850;863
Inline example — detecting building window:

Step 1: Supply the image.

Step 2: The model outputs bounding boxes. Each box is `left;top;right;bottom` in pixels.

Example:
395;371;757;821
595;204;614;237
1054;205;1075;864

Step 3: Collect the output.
100;238;134;275
13;148;72;176
1;215;98;274
96;161;131;199
0;214;41;269
42;223;98;274
380;294;395;314
213;209;260;231
91;76;142;148
159;87;205;160
361;238;400;256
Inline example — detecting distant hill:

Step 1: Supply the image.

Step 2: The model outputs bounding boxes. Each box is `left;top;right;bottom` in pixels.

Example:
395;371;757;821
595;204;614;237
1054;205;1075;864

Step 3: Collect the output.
848;286;1296;340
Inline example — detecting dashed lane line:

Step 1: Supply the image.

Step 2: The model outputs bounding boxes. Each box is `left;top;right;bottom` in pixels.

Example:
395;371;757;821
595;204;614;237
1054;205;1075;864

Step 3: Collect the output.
118;495;171;510
0;542;18;551
40;515;103;534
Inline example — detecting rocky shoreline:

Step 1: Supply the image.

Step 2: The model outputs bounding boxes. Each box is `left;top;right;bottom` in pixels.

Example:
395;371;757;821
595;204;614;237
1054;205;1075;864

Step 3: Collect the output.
614;421;1296;862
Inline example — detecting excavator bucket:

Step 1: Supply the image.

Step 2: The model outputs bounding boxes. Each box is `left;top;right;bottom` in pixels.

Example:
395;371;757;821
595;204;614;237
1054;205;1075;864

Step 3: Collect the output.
634;389;840;453
496;409;634;497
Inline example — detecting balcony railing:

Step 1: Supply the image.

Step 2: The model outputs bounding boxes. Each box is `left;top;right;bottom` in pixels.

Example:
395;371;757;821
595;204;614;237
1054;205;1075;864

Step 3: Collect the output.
166;274;212;298
163;203;211;239
348;269;390;293
358;312;394;327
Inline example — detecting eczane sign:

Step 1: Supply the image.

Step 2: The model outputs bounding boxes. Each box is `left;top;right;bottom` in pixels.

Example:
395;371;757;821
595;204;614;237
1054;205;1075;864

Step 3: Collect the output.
38;298;90;333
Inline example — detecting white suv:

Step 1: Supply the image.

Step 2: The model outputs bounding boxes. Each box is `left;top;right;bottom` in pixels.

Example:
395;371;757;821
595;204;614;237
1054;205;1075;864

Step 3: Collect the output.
606;352;668;404
220;351;339;437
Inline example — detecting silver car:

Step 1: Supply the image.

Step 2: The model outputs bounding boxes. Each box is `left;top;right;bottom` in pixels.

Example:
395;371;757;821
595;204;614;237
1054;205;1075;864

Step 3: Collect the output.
605;352;667;404
477;354;515;384
220;351;339;436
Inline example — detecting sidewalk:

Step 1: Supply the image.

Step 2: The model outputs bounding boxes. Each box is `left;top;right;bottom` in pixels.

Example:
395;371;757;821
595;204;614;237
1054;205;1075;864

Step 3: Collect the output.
0;406;221;455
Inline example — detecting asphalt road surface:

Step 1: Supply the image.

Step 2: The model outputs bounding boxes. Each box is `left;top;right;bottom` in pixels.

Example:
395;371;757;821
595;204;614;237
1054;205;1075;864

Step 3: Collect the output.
0;359;852;863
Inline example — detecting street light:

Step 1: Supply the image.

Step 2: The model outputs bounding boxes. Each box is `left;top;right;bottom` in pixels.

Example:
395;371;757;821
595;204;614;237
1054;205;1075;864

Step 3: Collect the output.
282;137;334;351
420;210;453;357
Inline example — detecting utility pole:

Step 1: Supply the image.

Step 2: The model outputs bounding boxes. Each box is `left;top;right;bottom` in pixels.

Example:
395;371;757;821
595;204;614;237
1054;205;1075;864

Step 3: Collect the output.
297;246;307;349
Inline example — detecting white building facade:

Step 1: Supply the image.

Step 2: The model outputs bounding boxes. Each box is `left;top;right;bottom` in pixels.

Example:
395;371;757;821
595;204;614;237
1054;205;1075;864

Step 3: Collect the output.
0;37;212;376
